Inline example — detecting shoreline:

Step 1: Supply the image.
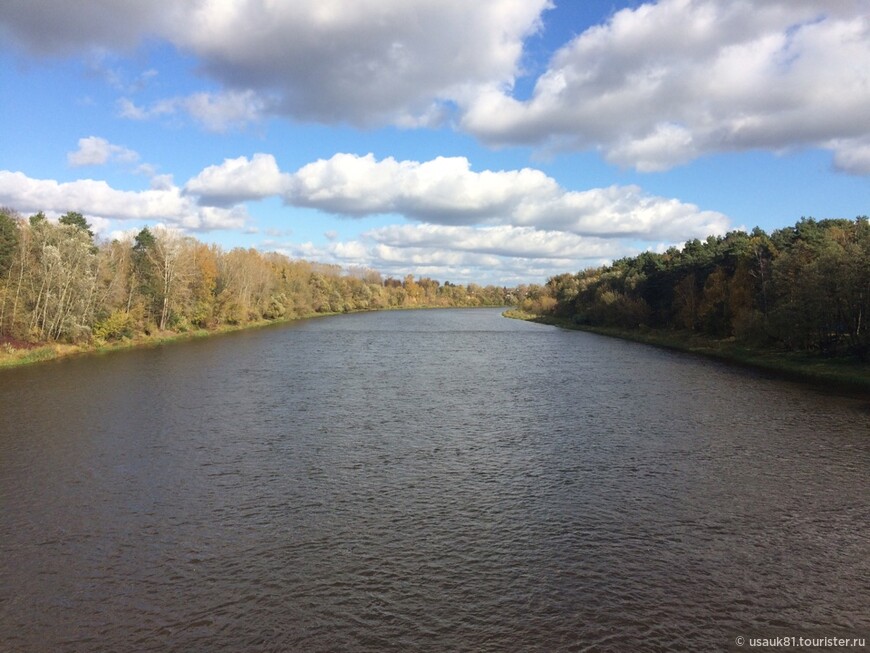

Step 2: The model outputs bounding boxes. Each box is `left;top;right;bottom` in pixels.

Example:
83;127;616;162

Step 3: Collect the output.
0;305;504;371
503;310;870;395
0;316;314;370
6;306;868;395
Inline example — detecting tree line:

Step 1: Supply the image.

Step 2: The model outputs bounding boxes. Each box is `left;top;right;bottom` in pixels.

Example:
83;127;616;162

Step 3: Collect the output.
0;208;515;346
521;217;869;360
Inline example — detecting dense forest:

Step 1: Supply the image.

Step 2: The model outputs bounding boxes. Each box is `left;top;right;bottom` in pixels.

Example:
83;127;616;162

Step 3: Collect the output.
0;208;516;348
3;207;867;364
520;217;869;361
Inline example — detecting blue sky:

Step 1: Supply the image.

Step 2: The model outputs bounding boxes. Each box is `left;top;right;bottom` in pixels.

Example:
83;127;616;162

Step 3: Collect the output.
1;0;868;285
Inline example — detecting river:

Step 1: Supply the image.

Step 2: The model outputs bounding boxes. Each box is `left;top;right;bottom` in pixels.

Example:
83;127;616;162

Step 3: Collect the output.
1;308;867;651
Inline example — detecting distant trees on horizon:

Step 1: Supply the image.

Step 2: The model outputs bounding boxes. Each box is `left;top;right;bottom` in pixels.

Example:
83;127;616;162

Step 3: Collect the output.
5;208;866;361
0;208;516;346
520;216;870;360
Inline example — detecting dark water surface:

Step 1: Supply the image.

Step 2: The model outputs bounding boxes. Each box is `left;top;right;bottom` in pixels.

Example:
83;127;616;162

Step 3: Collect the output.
1;308;868;652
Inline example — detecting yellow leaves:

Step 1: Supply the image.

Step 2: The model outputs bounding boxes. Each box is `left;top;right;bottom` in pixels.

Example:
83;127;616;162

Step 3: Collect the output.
93;310;133;342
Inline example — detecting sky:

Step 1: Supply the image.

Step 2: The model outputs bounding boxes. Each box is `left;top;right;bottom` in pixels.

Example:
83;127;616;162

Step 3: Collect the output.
1;0;868;286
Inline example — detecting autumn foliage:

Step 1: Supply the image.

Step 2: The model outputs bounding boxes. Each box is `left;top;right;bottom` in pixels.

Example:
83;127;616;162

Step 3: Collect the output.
0;209;514;346
537;217;870;360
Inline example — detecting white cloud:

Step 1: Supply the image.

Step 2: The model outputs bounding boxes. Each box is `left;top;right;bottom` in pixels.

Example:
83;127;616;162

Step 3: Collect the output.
365;224;623;260
371;243;504;269
512;185;729;240
117;97;173;121
148;173;175;191
258;151;729;282
67;136;139;167
167;0;551;126
2;0;549;127
185;154;291;205
283;152;727;240
1;147;731;284
83;214;112;237
116;98;147;121
273;236;609;286
605;124;698;173
108;226;147;243
287;153;559;222
7;0;868;174
460;0;870;171
0;170;248;231
118;90;266;132
180;90;267;132
831;138;870;176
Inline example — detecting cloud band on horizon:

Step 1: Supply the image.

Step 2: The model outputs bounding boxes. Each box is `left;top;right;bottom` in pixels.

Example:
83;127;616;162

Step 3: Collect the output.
0;149;730;284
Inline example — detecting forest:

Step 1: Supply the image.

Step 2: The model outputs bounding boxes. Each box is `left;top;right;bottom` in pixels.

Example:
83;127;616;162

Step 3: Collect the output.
519;217;870;361
3;207;867;366
0;208;516;350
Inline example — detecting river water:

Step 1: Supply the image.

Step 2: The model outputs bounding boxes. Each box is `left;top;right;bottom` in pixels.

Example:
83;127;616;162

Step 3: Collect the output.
1;308;867;652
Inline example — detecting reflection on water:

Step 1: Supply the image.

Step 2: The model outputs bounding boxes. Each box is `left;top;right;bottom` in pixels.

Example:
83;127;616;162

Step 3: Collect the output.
1;309;868;651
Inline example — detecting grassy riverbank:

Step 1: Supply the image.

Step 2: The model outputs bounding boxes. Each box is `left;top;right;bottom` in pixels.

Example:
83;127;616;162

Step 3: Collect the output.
504;309;870;393
0;305;501;370
0;312;332;370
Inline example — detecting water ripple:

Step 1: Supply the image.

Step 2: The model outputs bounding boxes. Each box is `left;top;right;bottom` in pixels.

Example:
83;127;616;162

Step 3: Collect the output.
1;309;867;651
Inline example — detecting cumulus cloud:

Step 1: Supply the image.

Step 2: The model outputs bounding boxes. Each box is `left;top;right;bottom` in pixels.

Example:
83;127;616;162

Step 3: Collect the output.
0;145;731;282
287;153;559;222
831;138;870;176
511;185;729;240
67;136;139;167
185;154;291;206
6;0;868;173
185;151;727;240
460;0;870;171
167;0;550;126
280;153;728;240
194;150;727;282
0;170;248;231
1;0;549;127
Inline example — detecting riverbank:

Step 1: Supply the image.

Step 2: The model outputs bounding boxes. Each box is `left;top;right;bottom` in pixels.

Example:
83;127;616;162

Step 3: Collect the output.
504;309;870;393
0;318;293;370
0;306;386;370
0;305;506;370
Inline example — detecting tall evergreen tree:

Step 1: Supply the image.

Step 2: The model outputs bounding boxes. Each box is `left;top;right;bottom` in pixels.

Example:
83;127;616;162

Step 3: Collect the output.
0;208;19;276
